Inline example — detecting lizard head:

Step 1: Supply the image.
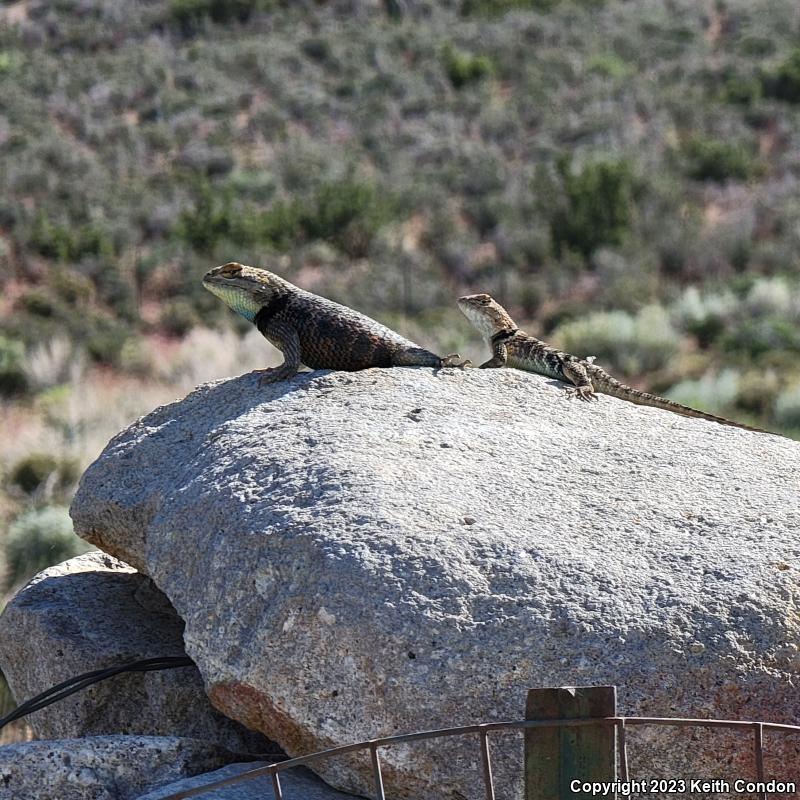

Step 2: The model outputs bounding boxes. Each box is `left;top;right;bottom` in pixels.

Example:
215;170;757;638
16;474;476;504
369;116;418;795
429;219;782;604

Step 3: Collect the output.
457;294;517;340
203;262;286;322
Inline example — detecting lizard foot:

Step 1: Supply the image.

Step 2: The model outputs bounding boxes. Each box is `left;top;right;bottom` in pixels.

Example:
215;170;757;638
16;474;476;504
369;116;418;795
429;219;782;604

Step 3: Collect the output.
254;367;295;386
441;354;472;368
565;386;598;402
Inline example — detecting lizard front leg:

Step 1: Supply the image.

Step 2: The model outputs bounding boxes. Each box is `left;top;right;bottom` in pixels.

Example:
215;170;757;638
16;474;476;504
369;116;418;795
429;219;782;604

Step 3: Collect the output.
562;359;597;401
479;339;507;369
256;318;302;384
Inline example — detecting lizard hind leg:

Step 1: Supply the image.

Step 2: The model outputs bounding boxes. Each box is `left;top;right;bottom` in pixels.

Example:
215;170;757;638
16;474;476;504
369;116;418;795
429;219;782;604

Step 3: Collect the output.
562;361;598;401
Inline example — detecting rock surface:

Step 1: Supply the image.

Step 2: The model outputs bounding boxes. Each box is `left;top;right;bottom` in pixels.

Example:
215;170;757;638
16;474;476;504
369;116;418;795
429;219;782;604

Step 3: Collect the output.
0;735;235;800
0;552;272;754
137;761;365;799
71;368;800;799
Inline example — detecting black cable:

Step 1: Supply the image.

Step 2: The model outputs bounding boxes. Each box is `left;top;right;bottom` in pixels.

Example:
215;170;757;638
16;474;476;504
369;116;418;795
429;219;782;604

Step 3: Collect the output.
0;656;193;731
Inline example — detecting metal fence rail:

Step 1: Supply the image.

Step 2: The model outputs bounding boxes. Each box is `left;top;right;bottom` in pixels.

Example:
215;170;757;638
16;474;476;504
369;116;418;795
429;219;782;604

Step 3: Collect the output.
161;712;800;800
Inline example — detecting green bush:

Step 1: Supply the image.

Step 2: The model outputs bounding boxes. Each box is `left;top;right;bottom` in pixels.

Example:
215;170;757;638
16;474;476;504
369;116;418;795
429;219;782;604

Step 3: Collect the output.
9;453;79;495
169;0;273;31
4;506;92;590
721;74;762;106
51;269;95;307
83;315;132;366
29;215;114;262
721;317;800;358
762;49;800;104
175;183;236;251
586;54;631;79
681;137;758;182
672;287;738;348
553;305;679;376
298;179;391;258
738;36;776;58
19;289;56;318
461;0;562;14
250;201;303;249
735;370;780;417
666;369;740;414
0;335;27;396
158;299;200;337
176;177;390;258
442;45;495;89
550;156;634;259
775;383;800;428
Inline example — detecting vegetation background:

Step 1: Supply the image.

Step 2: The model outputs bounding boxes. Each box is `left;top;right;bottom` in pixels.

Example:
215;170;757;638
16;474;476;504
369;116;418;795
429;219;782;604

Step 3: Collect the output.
2;0;800;736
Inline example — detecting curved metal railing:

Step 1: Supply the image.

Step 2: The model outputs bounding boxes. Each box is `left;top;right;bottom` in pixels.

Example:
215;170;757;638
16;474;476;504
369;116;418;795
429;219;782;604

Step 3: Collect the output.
161;714;800;800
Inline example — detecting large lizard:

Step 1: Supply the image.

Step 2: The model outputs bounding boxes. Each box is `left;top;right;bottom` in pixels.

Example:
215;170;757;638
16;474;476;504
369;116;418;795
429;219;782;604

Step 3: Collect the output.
458;293;767;433
204;262;467;383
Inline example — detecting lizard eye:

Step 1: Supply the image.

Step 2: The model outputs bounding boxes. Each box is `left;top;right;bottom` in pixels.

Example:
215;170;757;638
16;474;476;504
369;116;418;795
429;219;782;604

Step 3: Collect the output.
219;262;242;277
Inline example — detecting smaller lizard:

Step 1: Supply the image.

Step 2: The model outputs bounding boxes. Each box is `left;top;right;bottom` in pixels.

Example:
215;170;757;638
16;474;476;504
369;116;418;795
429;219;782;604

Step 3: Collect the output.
204;262;467;383
458;293;766;433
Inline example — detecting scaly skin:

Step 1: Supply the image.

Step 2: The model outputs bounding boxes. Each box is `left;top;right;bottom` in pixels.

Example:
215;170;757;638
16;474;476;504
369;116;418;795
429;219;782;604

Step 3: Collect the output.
203;262;466;383
458;293;768;433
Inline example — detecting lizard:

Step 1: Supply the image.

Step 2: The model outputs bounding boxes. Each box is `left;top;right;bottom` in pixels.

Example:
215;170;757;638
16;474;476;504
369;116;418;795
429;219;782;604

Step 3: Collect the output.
457;293;767;433
203;262;468;383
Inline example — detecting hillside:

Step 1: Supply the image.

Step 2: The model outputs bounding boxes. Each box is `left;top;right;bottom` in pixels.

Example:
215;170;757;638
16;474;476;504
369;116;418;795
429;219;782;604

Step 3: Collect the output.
1;0;800;606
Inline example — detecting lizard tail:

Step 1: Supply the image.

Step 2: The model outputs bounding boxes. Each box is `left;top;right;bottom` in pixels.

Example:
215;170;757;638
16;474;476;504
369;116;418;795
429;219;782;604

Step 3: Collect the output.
587;367;768;434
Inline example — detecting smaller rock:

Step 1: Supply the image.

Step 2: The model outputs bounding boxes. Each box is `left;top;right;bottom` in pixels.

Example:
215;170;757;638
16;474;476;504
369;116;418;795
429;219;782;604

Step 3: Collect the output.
0;553;272;754
0;736;235;800
136;761;366;799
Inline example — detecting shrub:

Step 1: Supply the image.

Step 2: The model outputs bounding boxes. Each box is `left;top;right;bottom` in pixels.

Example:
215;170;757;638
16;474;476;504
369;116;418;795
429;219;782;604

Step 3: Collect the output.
175;177;389;257
250;201;303;250
158;299;200;337
553;305;679;376
681;136;758;182
174;183;235;251
298;179;391;258
23;336;79;390
51;269;94;307
762;48;800;104
721;74;762;106
0;335;27;396
19;290;55;318
586;54;631;79
735;369;780;417
745;277;797;319
550;156;634;259
775;383;800;429
721;317;800;358
4;506;92;590
9;453;79;496
169;0;273;32
461;0;562;13
83;315;132;366
738;37;776;58
672;287;738;348
666;369;740;414
442;45;495;89
29;215;114;262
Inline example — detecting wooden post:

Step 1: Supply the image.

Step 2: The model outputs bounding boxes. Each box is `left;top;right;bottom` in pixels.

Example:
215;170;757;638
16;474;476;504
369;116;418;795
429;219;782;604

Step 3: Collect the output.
524;686;617;800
